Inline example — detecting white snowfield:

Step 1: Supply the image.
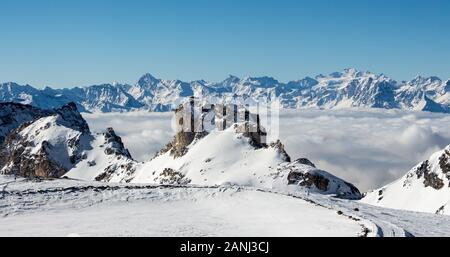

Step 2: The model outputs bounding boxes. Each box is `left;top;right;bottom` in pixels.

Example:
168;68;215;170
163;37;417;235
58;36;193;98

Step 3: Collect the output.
1;176;450;237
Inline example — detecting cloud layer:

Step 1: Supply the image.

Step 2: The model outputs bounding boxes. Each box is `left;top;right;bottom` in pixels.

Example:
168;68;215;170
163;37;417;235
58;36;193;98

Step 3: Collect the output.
83;109;450;192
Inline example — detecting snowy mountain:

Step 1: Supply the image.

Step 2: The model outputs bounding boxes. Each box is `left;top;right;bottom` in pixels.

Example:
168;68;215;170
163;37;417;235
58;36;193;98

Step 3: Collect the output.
1;68;449;113
0;103;134;179
362;145;450;215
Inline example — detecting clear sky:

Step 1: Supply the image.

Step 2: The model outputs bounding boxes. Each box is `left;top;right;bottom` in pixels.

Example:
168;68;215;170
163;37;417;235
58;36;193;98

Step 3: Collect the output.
1;0;450;88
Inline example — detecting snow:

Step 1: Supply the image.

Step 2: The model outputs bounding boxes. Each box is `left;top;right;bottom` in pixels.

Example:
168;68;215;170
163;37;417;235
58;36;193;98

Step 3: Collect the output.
2;176;450;237
0;177;366;237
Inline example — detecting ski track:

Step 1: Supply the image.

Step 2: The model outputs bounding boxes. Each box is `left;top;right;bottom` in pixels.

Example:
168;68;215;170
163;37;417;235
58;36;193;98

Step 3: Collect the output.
1;176;449;237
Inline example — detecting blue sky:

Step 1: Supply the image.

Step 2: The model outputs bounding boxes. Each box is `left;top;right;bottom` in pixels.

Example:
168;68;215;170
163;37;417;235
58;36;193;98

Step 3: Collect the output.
1;0;449;88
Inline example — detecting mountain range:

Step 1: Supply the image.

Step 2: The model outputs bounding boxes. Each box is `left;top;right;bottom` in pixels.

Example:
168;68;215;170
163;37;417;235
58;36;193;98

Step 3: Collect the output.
1;68;449;113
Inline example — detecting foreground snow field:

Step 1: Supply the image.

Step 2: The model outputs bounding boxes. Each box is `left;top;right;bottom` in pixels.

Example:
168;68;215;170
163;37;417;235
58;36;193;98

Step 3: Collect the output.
2;176;450;237
0;176;366;237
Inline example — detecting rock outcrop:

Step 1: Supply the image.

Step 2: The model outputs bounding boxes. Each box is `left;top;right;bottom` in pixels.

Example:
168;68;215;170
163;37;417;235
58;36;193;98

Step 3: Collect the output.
0;102;135;180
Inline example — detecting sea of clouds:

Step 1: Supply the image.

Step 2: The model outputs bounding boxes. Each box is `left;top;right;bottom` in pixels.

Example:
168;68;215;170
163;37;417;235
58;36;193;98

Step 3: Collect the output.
84;109;450;192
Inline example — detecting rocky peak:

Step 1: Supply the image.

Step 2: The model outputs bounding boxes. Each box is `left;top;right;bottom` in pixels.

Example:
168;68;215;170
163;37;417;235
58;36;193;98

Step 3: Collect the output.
103;127;132;158
294;158;316;168
221;75;241;85
280;159;362;199
54;102;90;133
137;73;160;88
269;140;291;162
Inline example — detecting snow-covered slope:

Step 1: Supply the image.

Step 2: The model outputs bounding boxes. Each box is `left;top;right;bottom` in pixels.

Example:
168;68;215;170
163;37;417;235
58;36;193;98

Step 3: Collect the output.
3;176;450;237
1;68;449;113
362;145;450;215
65;127;136;182
0;103;134;179
0;178;373;237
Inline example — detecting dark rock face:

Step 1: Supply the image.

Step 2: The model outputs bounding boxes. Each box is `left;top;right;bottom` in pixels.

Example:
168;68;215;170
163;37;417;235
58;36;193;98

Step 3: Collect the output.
298;173;329;191
342;182;363;199
284;160;362;199
295;158;316;168
0;137;67;178
270;140;291;162
439;149;450;184
103;127;131;158
158;168;191;185
415;160;429;179
415;160;445;190
54;102;90;133
423;173;445;189
95;162;136;182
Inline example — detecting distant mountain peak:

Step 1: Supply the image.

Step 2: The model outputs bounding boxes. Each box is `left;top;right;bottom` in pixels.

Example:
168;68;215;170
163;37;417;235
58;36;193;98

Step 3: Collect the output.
137;73;160;86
